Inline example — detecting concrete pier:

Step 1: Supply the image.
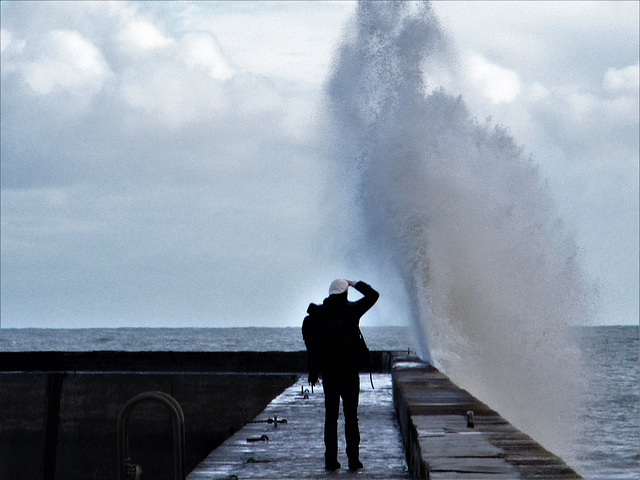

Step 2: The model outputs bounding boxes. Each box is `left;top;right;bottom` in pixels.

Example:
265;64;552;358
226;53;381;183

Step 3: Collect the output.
187;354;584;480
392;355;583;479
0;350;391;479
188;374;410;479
1;350;584;479
0;351;304;480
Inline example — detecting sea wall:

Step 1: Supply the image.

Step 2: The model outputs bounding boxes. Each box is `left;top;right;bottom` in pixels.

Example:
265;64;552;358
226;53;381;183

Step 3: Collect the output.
1;371;298;480
0;352;303;480
391;353;584;479
0;350;392;480
2;351;583;480
0;350;394;374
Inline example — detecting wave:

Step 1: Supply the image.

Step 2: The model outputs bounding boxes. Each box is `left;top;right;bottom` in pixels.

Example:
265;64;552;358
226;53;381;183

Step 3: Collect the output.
324;0;594;465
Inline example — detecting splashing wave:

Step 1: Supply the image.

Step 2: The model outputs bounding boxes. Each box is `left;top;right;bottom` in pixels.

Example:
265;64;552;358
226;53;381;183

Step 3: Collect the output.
324;1;594;464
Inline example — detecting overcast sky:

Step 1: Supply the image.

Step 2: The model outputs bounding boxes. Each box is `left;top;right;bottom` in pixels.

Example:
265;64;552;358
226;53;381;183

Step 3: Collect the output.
1;1;638;328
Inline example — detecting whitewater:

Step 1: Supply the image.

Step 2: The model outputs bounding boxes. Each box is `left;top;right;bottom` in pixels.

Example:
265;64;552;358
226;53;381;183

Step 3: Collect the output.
322;1;594;467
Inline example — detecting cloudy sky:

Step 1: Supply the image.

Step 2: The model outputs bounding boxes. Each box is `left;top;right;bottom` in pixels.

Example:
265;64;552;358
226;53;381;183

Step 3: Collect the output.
1;1;637;328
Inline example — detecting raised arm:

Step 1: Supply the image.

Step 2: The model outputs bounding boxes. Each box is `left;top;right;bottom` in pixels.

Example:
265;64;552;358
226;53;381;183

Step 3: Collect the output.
350;281;379;319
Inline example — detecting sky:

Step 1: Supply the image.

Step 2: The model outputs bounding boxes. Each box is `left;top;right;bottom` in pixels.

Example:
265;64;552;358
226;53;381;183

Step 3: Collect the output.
1;1;638;328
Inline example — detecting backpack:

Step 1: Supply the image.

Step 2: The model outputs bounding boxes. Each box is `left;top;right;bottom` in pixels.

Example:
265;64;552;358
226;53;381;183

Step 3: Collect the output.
301;303;322;384
302;303;374;389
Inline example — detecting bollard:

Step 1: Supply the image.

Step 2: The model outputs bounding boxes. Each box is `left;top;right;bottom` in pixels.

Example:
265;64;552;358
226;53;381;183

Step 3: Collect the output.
466;410;475;428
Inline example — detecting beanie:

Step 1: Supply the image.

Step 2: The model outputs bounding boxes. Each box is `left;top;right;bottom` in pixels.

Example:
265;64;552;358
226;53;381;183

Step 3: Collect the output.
329;279;349;296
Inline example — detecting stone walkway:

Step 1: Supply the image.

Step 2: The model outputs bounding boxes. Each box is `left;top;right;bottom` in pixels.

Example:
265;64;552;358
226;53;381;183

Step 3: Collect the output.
187;374;410;479
392;359;584;480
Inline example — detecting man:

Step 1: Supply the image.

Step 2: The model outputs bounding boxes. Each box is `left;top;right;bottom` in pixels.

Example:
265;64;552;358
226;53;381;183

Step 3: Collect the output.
302;279;379;471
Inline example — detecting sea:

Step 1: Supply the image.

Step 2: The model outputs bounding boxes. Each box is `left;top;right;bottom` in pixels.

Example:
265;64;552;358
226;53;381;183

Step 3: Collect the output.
1;325;637;480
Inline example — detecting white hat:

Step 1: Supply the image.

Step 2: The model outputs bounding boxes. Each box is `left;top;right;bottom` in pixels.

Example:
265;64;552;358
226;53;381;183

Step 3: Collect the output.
329;279;349;295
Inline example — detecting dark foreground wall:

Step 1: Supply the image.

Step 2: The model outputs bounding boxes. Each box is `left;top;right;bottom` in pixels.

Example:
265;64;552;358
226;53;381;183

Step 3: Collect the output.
1;350;393;480
0;350;394;373
1;372;298;480
0;351;327;480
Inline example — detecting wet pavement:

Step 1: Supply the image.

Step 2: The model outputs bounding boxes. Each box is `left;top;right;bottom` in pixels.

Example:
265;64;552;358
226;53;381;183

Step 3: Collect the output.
187;374;410;479
188;358;584;480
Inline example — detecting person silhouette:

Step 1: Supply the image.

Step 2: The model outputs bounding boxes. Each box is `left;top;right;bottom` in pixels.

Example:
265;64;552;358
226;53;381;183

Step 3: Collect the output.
302;279;379;470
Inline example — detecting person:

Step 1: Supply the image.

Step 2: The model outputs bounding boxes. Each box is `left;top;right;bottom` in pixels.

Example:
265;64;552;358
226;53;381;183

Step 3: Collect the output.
302;279;379;471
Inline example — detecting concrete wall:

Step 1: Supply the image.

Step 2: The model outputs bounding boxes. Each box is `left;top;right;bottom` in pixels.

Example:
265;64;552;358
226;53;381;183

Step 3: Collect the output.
0;352;309;480
1;372;298;480
0;350;394;373
0;350;393;480
3;351;585;479
391;354;583;479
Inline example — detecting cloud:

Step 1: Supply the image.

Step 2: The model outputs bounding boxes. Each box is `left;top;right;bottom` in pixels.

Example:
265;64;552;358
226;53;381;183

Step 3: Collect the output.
604;63;639;93
20;29;111;96
0;28;9;53
179;1;354;86
466;53;521;103
180;32;236;81
0;1;352;328
0;28;25;75
1;28;24;56
433;1;639;92
0;1;637;327
118;60;228;130
116;18;174;54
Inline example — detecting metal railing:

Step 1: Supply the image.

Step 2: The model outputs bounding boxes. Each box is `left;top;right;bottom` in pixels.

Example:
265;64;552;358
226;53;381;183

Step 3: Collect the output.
117;391;185;480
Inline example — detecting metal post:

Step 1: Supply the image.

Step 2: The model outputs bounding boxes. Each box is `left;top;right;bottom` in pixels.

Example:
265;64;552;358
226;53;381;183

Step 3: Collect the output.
43;373;65;480
117;391;186;480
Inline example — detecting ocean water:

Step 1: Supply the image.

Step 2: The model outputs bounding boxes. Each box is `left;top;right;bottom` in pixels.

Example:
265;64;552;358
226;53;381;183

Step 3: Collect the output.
0;326;415;353
573;326;639;480
1;325;637;479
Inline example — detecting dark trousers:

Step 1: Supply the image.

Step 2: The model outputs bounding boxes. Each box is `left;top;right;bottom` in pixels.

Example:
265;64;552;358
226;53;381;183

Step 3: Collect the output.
322;372;360;462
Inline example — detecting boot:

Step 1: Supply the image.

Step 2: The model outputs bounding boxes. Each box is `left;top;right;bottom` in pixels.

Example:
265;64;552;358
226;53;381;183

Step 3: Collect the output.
325;459;341;471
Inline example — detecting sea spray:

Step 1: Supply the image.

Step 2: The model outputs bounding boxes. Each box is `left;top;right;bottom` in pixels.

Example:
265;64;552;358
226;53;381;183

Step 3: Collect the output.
324;1;592;464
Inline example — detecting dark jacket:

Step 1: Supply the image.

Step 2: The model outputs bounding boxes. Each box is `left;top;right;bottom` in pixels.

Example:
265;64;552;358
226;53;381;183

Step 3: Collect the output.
302;281;379;378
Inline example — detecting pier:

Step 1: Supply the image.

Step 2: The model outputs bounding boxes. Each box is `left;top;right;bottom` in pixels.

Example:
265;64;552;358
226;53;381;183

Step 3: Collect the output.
392;356;583;479
188;374;409;479
0;351;583;479
187;354;584;479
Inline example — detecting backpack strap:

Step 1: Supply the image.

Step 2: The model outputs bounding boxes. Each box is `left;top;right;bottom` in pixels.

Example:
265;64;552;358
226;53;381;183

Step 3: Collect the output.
358;327;374;389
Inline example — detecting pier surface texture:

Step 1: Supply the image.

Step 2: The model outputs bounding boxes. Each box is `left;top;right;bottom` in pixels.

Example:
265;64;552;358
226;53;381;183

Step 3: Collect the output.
188;373;410;479
189;354;584;480
392;356;583;479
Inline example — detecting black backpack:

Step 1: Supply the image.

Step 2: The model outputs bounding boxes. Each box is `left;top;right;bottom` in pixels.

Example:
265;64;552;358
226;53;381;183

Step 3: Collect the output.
302;303;374;389
302;303;322;382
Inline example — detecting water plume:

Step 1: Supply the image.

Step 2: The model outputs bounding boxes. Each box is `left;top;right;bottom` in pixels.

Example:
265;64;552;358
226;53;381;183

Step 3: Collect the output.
324;1;592;463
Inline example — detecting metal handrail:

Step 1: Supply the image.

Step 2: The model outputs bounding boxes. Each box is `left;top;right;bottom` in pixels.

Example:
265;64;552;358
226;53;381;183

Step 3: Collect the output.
117;391;186;480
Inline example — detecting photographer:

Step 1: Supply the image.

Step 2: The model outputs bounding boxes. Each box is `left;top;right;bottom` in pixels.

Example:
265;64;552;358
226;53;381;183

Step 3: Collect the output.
302;279;379;471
